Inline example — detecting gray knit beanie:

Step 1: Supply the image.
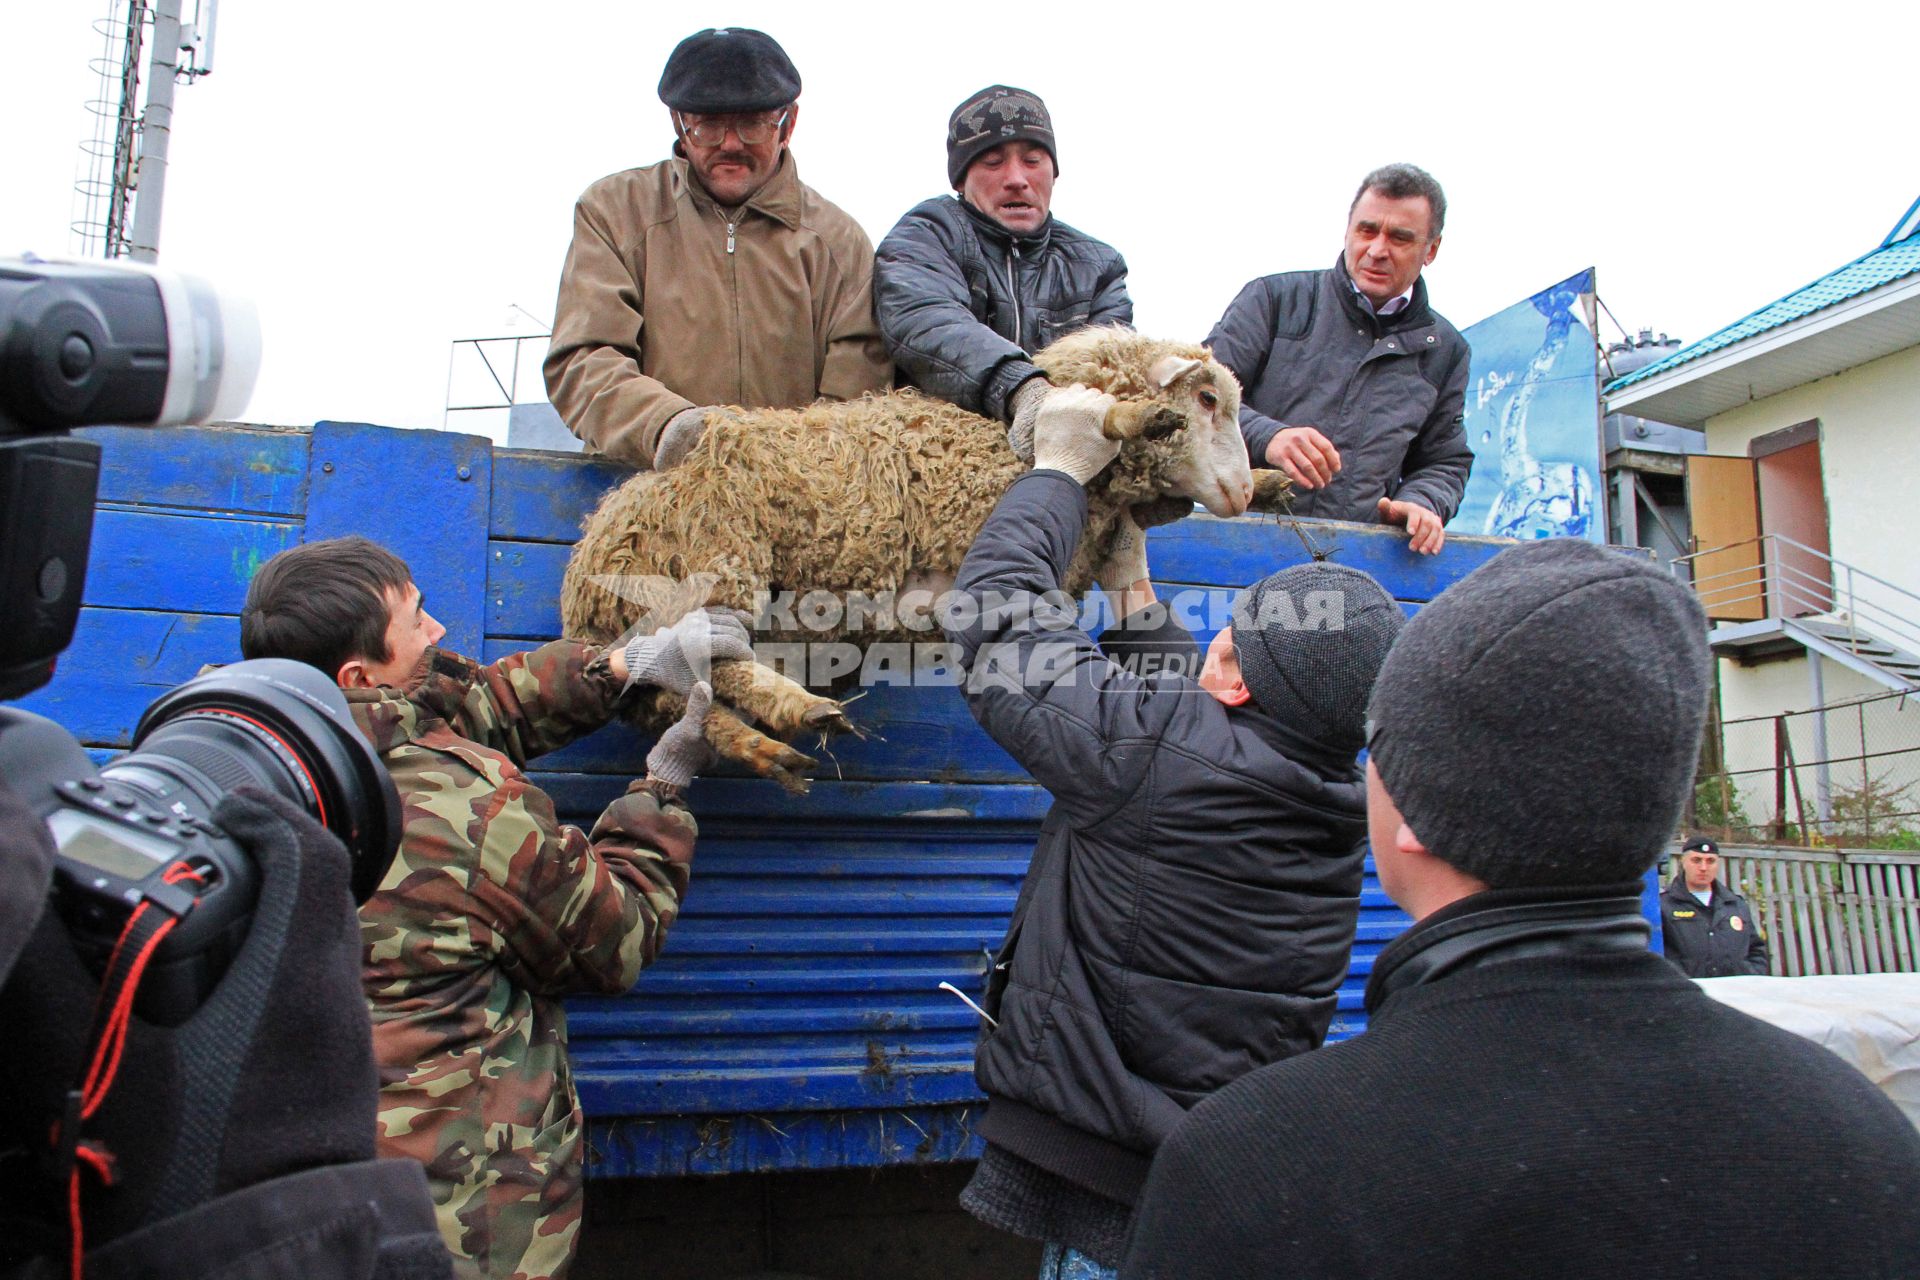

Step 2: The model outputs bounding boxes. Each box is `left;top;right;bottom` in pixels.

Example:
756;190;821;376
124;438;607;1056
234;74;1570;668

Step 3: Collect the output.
1231;563;1404;756
1366;539;1710;887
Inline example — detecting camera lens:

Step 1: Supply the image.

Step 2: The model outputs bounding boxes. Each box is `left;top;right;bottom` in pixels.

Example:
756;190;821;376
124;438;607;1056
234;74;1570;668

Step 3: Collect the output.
122;658;401;902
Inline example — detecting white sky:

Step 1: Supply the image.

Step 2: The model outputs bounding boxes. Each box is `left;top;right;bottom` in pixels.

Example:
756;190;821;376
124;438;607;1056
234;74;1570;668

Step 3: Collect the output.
6;1;1917;440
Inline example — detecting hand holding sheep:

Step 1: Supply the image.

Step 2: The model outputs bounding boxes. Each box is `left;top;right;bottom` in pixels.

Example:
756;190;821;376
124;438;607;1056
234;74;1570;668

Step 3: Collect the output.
1026;384;1121;484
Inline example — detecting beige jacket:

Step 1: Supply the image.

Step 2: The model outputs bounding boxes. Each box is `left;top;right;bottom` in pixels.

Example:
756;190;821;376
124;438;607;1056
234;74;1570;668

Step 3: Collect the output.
542;153;891;467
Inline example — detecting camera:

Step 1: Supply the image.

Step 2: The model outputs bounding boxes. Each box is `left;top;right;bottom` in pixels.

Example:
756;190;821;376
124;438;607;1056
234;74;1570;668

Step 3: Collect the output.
1;255;399;1018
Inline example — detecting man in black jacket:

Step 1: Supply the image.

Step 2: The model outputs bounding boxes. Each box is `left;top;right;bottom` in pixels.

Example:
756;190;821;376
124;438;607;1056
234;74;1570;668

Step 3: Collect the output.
943;387;1404;1275
874;86;1131;430
1207;163;1473;554
1123;539;1920;1280
1661;835;1771;976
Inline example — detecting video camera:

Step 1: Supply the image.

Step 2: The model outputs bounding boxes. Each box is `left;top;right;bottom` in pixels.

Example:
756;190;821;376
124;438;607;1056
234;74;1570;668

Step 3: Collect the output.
0;255;400;1023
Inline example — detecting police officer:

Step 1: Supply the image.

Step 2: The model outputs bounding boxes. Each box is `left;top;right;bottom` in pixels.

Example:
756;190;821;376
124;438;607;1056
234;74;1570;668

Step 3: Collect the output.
1661;836;1771;977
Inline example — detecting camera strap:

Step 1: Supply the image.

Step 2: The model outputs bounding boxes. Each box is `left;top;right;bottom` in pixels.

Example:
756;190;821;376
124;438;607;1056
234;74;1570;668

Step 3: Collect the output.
50;862;204;1280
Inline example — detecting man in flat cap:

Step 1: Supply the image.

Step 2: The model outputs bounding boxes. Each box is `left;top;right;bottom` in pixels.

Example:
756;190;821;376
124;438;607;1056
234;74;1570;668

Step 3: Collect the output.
874;85;1132;448
1124;539;1920;1280
545;27;890;469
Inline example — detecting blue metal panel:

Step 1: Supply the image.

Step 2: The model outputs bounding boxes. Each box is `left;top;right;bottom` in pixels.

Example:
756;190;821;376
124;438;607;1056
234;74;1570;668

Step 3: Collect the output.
81;423;309;515
35;422;1542;1184
307;422;492;659
489;450;632;542
17;608;240;746
588;1105;984;1178
87;509;299;614
1641;866;1665;954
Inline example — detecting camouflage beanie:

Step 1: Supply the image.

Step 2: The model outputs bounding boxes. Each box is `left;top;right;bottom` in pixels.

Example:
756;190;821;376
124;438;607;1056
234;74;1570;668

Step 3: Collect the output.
947;85;1057;189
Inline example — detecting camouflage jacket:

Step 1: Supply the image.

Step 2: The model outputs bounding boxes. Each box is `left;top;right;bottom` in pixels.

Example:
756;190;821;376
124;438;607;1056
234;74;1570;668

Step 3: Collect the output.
346;642;695;1280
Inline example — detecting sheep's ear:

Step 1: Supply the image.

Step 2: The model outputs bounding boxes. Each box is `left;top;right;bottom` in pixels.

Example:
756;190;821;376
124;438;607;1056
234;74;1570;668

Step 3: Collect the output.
1149;355;1203;388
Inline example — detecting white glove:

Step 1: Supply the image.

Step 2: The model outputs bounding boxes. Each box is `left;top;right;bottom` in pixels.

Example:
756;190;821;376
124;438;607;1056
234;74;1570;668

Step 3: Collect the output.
1027;384;1120;485
1096;512;1150;598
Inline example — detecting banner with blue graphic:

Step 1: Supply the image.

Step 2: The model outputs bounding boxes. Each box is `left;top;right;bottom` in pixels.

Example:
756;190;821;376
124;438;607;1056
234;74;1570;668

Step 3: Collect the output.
1451;268;1603;541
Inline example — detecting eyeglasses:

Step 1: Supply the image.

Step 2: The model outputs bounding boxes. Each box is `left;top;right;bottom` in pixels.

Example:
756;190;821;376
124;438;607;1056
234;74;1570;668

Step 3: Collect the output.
676;110;789;148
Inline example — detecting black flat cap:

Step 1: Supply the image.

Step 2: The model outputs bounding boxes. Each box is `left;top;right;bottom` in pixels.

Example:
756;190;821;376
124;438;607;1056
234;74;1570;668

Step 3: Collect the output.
658;28;801;114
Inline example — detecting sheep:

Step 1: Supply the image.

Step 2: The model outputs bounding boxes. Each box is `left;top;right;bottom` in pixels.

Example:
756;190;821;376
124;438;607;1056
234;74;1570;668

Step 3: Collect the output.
561;326;1288;789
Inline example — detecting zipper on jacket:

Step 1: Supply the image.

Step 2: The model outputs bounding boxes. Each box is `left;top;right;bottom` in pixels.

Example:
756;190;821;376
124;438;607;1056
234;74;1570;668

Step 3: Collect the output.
1005;245;1022;345
725;218;737;254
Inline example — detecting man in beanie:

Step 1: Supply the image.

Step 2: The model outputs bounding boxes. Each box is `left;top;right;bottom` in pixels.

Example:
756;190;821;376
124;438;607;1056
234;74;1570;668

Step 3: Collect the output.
874;86;1132;438
1206;162;1474;553
544;27;890;469
1124;539;1920;1280
1661;836;1771;977
942;387;1404;1277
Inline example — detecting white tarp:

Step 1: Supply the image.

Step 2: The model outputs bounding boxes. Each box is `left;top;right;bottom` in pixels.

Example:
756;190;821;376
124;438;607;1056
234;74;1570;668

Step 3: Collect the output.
1697;974;1920;1132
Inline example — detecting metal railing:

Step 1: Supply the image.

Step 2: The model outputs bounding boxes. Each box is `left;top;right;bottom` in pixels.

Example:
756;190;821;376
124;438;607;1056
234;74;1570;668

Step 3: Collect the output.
442;332;551;435
1670;533;1920;669
1695;688;1920;844
1701;845;1920;975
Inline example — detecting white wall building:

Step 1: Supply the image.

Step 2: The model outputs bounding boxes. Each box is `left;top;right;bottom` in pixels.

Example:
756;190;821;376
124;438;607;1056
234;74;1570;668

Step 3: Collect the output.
1605;199;1920;839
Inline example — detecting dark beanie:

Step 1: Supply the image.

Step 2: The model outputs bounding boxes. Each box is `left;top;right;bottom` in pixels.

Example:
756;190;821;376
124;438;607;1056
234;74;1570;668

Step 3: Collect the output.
658;28;801;114
1231;563;1404;757
1366;539;1710;887
947;85;1057;189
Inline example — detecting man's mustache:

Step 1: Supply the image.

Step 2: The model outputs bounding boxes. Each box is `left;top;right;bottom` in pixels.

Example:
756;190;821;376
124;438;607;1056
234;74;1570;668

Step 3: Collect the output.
708;151;757;168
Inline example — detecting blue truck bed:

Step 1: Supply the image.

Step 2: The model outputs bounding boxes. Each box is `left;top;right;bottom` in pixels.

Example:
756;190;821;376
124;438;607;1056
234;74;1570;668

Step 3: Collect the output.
24;418;1517;1179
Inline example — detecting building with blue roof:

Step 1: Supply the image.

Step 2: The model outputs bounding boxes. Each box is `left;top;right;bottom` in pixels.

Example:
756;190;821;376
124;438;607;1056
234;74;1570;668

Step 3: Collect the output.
1604;197;1920;841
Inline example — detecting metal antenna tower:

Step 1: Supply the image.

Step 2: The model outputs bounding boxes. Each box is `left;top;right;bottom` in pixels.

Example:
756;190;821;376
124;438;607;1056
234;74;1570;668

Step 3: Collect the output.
70;0;219;261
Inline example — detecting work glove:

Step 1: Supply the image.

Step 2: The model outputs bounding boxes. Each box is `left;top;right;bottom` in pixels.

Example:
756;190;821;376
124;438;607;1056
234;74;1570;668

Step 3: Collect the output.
654;405;739;470
1027;384;1121;485
1005;377;1050;459
0;788;394;1256
623;608;755;696
646;682;718;791
1095;511;1151;599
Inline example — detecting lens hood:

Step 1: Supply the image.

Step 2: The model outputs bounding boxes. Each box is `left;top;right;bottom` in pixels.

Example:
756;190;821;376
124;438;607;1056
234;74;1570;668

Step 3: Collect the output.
132;659;401;902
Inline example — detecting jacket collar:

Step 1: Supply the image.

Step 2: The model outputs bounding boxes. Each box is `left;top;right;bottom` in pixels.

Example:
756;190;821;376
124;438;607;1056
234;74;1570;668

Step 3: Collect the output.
1231;697;1363;781
343;646;477;752
673;150;805;230
1663;874;1723;909
956;195;1054;255
1365;881;1652;1015
1330;254;1433;335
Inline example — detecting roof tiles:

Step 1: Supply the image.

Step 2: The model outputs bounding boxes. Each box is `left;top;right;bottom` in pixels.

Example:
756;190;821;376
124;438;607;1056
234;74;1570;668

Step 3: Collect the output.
1606;229;1920;393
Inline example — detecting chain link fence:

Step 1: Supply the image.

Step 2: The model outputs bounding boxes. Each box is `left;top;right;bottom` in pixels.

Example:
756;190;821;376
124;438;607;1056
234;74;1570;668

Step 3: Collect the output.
1691;689;1920;848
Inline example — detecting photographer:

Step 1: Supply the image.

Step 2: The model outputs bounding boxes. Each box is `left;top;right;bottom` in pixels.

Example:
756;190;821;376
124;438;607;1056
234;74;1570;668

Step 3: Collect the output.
2;258;450;1278
240;537;729;1280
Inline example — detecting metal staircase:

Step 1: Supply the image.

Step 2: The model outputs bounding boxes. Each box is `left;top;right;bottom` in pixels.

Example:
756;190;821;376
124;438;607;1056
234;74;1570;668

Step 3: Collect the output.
1671;534;1920;693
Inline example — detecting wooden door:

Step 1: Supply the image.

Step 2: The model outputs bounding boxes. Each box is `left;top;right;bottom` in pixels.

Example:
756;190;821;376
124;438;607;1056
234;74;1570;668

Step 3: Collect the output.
1686;455;1764;621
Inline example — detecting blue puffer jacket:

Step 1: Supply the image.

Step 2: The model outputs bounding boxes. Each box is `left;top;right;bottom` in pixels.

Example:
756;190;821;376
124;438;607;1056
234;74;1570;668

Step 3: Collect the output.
874;196;1131;422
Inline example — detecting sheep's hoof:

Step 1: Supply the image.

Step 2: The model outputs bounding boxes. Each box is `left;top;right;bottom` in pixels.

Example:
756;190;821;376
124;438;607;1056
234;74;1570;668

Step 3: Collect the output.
742;734;819;795
1248;471;1294;513
802;701;861;738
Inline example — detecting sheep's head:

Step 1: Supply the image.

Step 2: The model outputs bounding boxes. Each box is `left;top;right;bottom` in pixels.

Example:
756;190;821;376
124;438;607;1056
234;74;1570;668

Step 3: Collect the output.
1027;327;1253;517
